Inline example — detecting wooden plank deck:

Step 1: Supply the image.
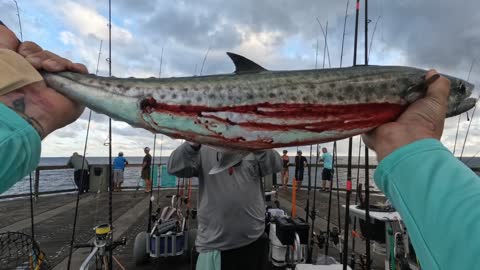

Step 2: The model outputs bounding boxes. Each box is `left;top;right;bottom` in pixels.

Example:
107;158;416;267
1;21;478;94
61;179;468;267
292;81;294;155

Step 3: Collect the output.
1;188;390;269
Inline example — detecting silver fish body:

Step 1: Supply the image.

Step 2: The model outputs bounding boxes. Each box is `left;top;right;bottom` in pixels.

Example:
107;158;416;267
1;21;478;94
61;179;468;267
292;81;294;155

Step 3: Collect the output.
42;53;476;151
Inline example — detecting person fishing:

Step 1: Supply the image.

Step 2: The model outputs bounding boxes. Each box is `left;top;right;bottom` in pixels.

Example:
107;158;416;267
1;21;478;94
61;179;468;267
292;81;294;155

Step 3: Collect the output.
141;147;152;193
0;22;479;270
113;151;128;192
320;147;333;192
281;150;290;189
66;152;90;194
168;142;282;270
294;150;308;190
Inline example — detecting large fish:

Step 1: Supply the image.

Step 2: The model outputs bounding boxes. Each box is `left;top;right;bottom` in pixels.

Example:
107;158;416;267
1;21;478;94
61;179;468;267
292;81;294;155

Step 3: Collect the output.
42;53;476;172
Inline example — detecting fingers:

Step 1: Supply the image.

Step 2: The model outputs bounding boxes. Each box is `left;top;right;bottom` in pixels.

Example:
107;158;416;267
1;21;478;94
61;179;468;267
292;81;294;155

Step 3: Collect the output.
18;42;89;74
0;25;20;50
424;69;450;108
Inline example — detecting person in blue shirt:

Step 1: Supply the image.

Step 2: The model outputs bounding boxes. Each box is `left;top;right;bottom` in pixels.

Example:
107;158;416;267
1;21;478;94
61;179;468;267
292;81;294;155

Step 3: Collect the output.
0;21;479;270
320;147;333;191
113;152;128;191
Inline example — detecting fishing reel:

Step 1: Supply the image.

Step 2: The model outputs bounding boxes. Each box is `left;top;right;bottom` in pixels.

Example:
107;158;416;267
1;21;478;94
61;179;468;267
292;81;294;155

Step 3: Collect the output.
94;224;112;256
330;227;340;245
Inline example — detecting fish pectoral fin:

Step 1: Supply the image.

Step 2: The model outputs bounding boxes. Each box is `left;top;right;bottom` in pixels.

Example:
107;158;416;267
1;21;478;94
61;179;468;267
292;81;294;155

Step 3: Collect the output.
208;150;251;175
226;52;268;74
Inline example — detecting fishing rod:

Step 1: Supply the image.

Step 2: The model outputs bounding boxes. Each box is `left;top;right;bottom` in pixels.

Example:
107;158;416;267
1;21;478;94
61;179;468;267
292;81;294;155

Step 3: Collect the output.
364;0;372;269
147;134;157;231
306;143;313;262
107;0;113;268
306;27;323;262
66;38;102;270
308;144;321;261
460;105;477;160
156;50;164;205
199;46;210;76
157;135;164;205
350;137;362;268
325;142;338;260
452;114;462;155
339;0;350;68
13;0;23;41
367;16;381;58
343;0;360;269
14;0;36;254
316;18;331;68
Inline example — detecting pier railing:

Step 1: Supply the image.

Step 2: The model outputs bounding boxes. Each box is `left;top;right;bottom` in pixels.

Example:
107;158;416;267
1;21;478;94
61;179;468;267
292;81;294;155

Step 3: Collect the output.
1;162;478;200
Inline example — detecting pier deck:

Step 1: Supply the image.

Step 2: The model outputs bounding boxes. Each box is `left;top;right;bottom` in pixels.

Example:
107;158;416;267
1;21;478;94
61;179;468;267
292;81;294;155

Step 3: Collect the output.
1;188;388;269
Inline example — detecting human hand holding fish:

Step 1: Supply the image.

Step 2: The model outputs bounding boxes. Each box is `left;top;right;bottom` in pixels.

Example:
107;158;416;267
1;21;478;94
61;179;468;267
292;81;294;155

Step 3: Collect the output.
0;24;87;139
362;70;451;161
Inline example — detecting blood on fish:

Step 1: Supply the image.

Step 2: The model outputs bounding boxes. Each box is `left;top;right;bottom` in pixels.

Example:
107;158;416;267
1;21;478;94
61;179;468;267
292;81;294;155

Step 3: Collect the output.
140;98;407;150
147;100;406;132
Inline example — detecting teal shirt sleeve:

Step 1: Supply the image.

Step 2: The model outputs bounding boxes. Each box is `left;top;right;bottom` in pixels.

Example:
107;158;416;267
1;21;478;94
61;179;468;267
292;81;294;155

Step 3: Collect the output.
0;103;41;194
374;138;480;270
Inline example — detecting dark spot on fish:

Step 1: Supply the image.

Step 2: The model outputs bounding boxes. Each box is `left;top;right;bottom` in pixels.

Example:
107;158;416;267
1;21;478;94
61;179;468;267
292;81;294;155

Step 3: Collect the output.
183;88;189;92
326;92;333;99
228;95;233;100
269;93;276;98
247;93;254;99
172;93;177;99
346;85;354;92
208;93;216;99
338;96;344;101
160;94;166;99
380;83;387;89
105;82;111;87
306;83;315;90
140;97;157;112
186;100;192;105
291;95;298;101
258;86;264;91
196;96;202;102
291;85;298;90
170;87;175;91
329;83;336;88
117;84;122;89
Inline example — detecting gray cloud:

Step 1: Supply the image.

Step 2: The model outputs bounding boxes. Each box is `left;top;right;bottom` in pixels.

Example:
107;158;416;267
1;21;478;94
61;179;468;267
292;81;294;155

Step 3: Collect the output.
4;0;480;157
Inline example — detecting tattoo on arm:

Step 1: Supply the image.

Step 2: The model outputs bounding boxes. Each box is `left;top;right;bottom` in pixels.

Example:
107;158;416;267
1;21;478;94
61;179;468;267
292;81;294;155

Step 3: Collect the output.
12;98;26;113
7;98;45;139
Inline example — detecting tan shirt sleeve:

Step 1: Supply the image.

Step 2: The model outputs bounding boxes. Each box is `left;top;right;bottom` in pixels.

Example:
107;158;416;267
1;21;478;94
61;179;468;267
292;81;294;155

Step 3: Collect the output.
0;48;43;96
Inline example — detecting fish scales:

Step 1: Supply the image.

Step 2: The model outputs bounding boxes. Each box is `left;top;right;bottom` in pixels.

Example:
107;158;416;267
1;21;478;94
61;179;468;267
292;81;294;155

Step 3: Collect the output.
42;53;476;151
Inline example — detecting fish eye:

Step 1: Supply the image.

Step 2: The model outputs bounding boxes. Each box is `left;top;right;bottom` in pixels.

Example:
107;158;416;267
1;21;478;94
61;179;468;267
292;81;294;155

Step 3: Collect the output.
459;83;466;95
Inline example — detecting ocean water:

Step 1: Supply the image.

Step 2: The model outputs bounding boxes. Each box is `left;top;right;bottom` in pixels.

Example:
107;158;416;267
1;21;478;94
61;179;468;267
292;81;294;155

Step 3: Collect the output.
3;156;479;196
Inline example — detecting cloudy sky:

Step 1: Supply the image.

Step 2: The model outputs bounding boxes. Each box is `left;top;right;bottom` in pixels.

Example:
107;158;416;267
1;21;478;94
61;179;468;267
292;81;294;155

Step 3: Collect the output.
1;0;479;159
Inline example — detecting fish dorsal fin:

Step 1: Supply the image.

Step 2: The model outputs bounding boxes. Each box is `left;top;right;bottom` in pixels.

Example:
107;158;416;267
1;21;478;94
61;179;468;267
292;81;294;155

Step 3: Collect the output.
227;52;267;74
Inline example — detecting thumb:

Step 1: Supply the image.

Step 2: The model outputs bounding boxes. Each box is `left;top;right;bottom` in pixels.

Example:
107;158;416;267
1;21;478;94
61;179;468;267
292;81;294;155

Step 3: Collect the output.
0;24;20;50
397;70;450;138
424;69;450;108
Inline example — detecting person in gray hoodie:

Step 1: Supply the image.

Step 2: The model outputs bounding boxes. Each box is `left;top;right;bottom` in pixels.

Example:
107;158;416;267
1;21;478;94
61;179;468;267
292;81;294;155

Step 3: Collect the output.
168;142;282;270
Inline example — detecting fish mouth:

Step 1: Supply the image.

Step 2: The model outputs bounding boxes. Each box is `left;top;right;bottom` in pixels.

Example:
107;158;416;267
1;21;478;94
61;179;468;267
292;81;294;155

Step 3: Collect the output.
454;97;477;115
